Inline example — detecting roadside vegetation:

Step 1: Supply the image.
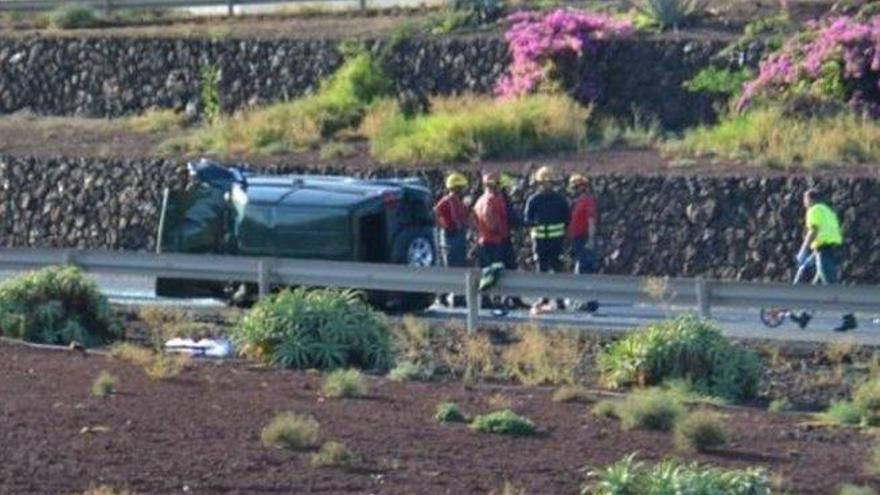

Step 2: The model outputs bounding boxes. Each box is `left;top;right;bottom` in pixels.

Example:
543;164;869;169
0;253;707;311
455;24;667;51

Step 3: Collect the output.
261;412;320;450
584;454;772;494
230;288;392;371
0;266;121;346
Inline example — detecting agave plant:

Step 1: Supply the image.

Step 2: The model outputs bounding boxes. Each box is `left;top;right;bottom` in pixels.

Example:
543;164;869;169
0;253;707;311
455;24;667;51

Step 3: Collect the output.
231;288;392;371
637;0;708;30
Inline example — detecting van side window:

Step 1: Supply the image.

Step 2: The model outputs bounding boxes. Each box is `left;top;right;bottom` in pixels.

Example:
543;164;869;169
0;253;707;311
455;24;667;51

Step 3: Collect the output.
237;204;274;255
274;208;352;259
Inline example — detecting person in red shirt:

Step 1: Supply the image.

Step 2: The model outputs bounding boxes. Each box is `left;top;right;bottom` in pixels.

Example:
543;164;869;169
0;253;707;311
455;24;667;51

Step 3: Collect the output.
567;174;600;312
472;171;509;269
434;172;470;269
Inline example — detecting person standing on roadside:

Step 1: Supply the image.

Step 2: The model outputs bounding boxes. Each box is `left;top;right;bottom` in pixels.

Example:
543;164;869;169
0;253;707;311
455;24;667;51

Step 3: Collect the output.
499;172;529;310
567;174;600;313
433;172;470;306
524;166;569;315
791;188;857;332
472;171;510;308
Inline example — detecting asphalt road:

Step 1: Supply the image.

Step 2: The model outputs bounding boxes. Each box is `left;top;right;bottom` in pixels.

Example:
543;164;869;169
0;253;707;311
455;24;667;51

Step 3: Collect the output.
4;270;878;346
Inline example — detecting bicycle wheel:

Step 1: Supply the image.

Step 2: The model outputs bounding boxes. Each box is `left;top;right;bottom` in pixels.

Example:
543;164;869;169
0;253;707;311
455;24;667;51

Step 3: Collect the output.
760;308;786;328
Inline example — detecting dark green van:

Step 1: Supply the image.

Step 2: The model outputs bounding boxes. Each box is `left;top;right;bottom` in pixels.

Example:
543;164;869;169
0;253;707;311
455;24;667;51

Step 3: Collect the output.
156;160;436;309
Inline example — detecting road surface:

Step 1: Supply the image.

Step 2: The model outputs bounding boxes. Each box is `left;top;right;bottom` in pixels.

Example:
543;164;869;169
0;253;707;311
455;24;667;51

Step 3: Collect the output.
4;270;877;345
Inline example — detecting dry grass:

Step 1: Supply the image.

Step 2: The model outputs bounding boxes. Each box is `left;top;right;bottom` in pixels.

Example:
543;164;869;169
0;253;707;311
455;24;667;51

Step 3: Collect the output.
501;326;582;386
666;108;880;169
364;93;590;165
674;409;729;452
551;385;595;404
487;393;514;410
488;481;528;495
824;339;858;365
311;441;356;468
261;412;320;450
82;486;135;495
457;333;496;382
321;369;368;398
124;108;187;133
144;353;189;381
91;370;117;398
865;443;880;476
107;343;155;367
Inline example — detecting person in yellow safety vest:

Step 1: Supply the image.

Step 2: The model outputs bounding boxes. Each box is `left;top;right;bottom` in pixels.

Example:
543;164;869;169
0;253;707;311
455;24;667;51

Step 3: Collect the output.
791;188;856;332
524;165;569;315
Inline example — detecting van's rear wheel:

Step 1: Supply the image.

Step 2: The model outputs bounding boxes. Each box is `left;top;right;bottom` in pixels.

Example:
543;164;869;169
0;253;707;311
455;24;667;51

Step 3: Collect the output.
385;227;436;311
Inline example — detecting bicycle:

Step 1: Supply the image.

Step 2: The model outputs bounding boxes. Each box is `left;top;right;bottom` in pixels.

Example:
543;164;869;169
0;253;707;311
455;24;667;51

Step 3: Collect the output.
759;253;816;328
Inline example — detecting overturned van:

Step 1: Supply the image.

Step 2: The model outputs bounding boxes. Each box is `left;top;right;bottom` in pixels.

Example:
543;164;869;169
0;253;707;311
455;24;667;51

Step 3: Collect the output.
156;159;437;310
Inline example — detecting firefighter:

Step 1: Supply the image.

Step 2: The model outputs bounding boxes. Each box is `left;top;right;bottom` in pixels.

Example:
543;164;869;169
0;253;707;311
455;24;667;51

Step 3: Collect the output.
433;172;470;306
499;172;529;310
473;171;509;267
472;171;510;307
567;174;600;313
524;165;569;314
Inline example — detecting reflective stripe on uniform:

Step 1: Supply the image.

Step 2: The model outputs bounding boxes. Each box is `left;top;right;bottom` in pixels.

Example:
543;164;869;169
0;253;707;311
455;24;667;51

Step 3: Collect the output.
530;223;566;239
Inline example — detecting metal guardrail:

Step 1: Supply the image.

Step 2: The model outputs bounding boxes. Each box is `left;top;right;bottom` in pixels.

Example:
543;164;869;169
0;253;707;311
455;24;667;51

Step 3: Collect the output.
0;0;366;15
1;248;878;332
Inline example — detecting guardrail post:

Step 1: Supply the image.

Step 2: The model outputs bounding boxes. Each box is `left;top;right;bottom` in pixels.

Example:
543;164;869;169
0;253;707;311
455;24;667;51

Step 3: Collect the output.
62;249;76;267
359;0;367;12
257;259;271;299
695;277;711;320
464;269;480;334
227;0;235;17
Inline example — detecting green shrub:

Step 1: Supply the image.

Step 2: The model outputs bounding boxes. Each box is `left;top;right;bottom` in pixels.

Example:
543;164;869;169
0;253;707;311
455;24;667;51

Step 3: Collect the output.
200;64;221;125
434;402;467;423
261;413;320;450
584;454;771;495
636;0;707;30
50;4;102;29
666;107;880;169
0;266;121;346
592;400;620;419
501;326;582;386
684;67;753;96
91;371;117;398
822;400;864;426
866;443;880;476
853;378;880;423
598;315;762;401
389;360;432;382
839;485;878;495
322;369;368;398
768;397;793;413
125;108;187;133
311;441;355;468
470;409;536;436
181;50;390;156
364;94;589;165
617;388;685;432
446;0;503;24
230;288;392;371
674;410;728;452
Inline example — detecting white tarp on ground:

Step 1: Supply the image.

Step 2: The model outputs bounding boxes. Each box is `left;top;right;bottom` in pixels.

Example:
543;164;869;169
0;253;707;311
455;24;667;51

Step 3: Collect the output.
188;0;443;15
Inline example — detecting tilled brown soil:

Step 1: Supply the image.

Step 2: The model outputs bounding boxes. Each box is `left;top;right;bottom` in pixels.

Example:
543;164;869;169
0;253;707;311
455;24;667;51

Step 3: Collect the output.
0;341;877;494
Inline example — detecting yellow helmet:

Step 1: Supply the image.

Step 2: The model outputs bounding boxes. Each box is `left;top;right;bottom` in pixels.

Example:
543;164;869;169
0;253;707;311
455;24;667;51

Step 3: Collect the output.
534;165;555;183
568;174;588;191
500;172;515;191
445;172;468;190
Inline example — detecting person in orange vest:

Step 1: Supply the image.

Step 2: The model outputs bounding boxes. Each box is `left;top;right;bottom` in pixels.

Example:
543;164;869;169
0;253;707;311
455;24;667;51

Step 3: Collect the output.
567;174;600;313
433;172;471;307
472;171;510;270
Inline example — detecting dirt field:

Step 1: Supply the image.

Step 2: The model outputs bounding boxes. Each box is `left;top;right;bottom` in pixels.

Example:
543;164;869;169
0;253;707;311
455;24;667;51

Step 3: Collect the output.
0;340;876;495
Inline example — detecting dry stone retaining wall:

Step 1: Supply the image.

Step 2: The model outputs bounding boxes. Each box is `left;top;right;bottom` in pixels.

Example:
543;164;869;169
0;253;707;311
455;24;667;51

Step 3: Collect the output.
1;154;877;284
0;35;728;128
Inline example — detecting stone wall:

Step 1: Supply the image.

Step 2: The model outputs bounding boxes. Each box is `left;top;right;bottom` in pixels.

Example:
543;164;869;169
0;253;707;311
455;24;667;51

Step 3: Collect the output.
0;35;727;129
1;155;877;284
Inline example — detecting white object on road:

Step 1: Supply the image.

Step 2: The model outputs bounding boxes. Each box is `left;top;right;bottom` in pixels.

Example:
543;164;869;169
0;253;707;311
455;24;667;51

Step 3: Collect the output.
165;338;233;358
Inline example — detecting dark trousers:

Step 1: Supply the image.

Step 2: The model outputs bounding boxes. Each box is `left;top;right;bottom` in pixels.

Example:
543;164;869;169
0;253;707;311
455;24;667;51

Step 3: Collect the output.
534;238;565;308
440;229;467;268
571;237;597;275
813;246;840;285
479;243;506;268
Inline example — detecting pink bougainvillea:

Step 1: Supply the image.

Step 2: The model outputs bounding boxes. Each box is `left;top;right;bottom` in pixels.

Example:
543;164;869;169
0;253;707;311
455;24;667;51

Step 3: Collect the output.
496;9;634;99
737;15;880;117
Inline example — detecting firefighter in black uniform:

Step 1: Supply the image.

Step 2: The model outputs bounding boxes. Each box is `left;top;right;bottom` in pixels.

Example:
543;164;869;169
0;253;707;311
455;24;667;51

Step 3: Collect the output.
524;166;569;315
